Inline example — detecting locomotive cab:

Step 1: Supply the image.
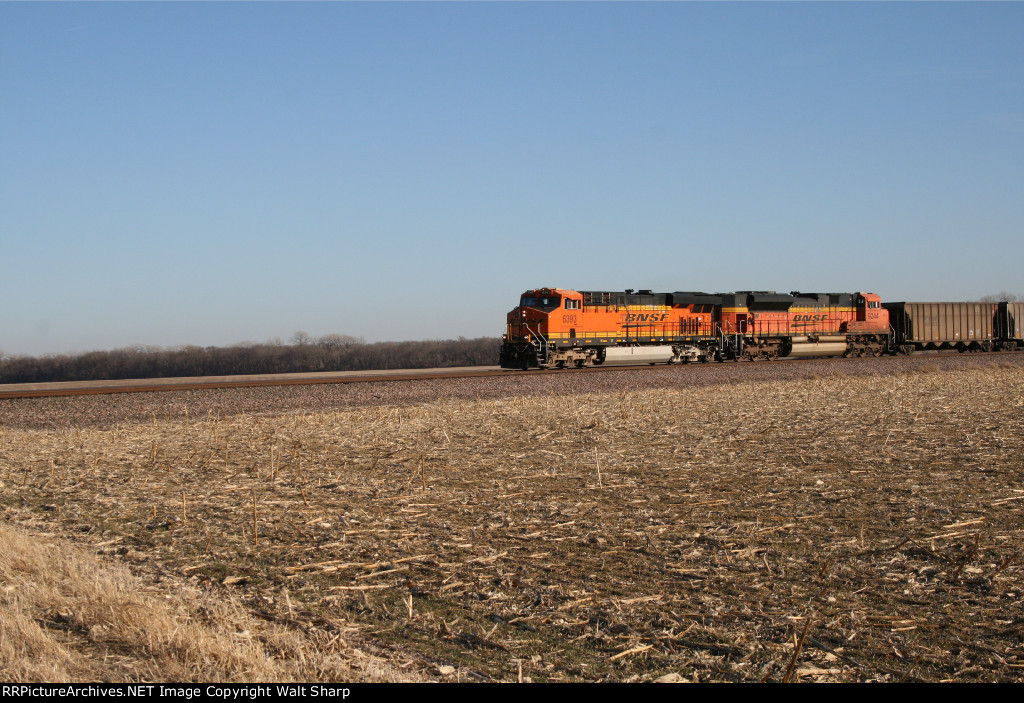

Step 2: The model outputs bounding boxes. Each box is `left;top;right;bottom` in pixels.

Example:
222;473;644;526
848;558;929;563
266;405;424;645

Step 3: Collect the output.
846;292;889;335
856;293;884;323
501;287;575;369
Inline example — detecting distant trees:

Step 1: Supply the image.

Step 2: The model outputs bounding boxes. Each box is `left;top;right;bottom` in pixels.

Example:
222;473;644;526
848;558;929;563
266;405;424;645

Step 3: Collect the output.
316;334;364;349
0;335;499;384
980;291;1023;302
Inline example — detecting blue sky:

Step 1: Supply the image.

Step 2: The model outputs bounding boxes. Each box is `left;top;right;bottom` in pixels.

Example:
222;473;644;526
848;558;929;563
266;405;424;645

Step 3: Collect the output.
2;2;1022;357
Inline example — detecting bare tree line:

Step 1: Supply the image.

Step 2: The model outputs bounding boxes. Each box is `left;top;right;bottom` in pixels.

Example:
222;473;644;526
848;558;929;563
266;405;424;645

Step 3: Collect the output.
979;291;1023;302
0;335;500;384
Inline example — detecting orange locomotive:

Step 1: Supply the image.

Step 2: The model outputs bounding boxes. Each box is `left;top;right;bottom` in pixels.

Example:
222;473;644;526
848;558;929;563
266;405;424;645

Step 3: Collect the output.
500;287;890;369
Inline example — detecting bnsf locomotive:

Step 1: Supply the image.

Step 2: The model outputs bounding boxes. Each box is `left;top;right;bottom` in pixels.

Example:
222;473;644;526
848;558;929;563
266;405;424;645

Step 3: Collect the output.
500;287;1022;369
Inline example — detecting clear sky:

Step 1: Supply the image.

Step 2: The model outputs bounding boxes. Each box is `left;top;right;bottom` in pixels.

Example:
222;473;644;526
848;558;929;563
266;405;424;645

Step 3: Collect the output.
2;2;1022;357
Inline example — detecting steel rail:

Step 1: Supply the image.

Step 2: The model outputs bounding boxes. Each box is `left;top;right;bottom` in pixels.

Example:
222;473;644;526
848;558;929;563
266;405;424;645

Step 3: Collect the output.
2;350;1019;400
0;363;661;399
0;367;512;399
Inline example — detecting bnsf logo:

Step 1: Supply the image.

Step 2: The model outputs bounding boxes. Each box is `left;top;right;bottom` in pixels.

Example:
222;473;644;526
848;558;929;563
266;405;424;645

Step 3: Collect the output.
624;313;670;322
793;314;829;322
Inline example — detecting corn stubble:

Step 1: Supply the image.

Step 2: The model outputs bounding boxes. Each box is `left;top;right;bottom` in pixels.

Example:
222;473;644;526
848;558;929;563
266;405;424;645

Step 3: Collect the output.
0;523;419;683
1;356;1023;682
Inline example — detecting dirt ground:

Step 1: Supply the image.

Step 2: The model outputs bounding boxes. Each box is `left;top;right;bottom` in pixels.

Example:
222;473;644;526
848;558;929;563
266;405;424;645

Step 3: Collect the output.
2;356;1023;682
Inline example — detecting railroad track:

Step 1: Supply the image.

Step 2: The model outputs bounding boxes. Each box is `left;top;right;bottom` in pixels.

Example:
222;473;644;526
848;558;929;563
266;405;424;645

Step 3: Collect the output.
0;363;673;399
0;366;516;399
3;351;1020;400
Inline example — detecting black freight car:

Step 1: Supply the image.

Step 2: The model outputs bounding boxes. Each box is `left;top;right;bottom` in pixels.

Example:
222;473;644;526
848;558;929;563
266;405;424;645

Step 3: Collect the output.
995;302;1023;350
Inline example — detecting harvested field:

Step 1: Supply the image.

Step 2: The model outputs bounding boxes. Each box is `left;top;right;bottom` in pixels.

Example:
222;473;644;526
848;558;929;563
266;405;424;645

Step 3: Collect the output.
1;353;1021;431
2;356;1024;682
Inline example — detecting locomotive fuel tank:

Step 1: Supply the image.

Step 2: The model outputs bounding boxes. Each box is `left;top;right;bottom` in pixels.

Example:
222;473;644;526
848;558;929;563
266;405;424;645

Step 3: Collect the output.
785;342;849;358
599;346;676;365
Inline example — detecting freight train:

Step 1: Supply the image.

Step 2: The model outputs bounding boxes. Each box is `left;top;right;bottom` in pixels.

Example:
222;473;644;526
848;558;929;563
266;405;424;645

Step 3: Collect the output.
499;287;1023;369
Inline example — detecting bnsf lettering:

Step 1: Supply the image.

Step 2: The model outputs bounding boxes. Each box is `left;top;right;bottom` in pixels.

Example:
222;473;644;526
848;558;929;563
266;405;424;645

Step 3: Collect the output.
793;314;829;322
624;313;670;323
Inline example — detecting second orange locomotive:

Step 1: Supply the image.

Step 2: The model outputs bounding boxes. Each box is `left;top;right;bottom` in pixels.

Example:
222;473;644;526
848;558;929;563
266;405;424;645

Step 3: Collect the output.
500;287;889;369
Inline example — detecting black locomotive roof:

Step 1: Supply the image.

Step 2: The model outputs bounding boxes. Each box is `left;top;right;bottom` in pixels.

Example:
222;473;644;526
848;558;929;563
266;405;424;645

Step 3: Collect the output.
581;290;721;307
667;292;722;306
790;292;855;307
715;291;857;309
577;289;857;308
580;290;668;306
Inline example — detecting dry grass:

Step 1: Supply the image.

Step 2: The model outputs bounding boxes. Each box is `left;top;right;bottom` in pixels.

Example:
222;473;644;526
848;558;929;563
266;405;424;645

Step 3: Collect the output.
2;358;1024;681
0;523;423;682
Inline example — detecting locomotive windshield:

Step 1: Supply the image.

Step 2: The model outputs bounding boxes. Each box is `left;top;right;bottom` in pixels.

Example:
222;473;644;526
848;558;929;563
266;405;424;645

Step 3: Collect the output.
520;296;561;310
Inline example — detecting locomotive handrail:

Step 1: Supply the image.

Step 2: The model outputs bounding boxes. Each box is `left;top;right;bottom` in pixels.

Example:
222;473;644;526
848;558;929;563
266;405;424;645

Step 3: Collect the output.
537;317;864;340
544;323;720;341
